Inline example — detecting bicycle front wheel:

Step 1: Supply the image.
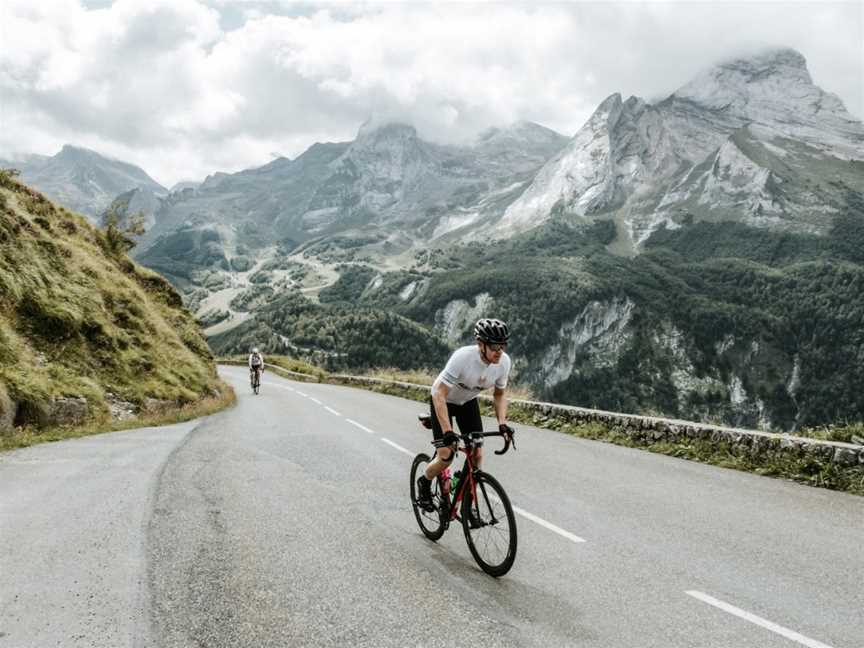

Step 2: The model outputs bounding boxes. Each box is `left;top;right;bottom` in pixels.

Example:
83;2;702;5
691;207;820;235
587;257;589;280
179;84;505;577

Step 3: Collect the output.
410;453;446;541
462;471;517;577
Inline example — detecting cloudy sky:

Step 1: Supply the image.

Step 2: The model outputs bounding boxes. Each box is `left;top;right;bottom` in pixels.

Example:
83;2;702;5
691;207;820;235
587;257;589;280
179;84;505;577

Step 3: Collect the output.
1;0;861;187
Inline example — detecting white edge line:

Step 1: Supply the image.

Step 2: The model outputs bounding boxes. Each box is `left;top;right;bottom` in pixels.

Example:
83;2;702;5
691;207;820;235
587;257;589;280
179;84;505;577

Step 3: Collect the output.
345;419;375;434
295;390;308;397
512;506;586;544
308;397;322;405
380;438;414;457
324;406;341;416
685;591;835;648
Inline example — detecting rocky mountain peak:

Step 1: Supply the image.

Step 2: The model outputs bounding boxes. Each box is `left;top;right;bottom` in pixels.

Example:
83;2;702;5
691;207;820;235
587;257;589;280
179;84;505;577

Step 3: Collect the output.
672;48;812;109
57;144;104;160
355;120;419;145
496;46;864;246
477;120;565;145
338;121;428;186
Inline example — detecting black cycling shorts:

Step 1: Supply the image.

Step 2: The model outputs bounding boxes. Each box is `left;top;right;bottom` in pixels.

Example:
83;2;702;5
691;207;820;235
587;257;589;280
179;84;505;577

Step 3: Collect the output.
429;397;482;441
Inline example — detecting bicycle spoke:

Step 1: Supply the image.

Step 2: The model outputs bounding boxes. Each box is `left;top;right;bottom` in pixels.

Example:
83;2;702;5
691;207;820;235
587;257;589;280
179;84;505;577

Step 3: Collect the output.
462;472;517;577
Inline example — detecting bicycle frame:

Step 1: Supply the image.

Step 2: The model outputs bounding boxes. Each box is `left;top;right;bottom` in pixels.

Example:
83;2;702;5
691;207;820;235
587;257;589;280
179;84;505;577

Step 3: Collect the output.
413;418;517;576
442;446;478;524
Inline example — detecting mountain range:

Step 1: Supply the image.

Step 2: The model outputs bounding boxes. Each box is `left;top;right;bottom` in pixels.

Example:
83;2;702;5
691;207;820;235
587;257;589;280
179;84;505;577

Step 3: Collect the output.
0;145;166;222
498;48;864;248
4;47;863;432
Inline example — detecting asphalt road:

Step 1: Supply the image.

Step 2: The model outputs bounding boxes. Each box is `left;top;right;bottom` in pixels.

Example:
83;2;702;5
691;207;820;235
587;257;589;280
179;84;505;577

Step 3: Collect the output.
1;365;861;647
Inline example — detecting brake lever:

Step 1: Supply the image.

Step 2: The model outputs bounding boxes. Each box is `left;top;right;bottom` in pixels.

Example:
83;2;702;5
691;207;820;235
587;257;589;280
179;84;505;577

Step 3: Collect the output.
494;432;515;455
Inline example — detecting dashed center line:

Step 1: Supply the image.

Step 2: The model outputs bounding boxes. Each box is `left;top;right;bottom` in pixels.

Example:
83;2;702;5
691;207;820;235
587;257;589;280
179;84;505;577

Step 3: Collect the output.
375;435;587;546
250;380;587;550
345;419;375;434
685;591;835;648
264;383;293;392
512;506;586;544
380;438;414;456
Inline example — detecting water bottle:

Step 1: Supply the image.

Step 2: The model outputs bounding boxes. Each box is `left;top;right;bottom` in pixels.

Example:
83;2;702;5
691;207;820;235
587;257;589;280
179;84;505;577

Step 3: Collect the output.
441;468;451;495
451;472;460;493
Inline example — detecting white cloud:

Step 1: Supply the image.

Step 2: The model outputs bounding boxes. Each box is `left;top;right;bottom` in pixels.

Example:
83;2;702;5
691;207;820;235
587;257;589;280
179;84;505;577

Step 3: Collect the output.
0;0;861;186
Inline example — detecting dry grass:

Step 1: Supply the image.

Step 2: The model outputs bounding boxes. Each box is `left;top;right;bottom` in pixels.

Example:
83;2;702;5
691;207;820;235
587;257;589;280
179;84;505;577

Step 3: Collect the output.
0;170;221;433
1;380;235;451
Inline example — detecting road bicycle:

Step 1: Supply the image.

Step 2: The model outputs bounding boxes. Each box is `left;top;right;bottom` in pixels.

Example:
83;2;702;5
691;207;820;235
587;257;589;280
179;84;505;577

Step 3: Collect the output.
410;415;517;577
250;367;261;395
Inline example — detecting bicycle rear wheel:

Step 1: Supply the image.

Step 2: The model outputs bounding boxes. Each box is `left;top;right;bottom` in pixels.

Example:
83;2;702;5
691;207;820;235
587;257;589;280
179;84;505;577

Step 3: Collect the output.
462;471;517;577
410;453;446;541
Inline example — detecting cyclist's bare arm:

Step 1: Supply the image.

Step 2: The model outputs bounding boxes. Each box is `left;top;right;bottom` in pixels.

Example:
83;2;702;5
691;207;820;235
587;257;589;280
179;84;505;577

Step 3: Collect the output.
493;386;508;427
432;382;453;434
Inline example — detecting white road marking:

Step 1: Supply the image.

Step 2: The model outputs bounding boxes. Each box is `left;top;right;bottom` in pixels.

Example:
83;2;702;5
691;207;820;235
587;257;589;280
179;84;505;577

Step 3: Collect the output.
512;506;587;544
372;435;587;546
264;382;293;392
685;591;835;648
255;376;585;548
381;438;414;457
345;419;375;434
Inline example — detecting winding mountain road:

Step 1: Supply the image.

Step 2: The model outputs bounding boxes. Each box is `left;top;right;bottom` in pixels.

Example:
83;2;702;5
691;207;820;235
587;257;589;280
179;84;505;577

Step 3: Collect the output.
1;366;861;647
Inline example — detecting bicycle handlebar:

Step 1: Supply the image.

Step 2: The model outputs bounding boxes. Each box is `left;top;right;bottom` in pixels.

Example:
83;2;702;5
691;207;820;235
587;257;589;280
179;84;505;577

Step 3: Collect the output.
432;429;516;455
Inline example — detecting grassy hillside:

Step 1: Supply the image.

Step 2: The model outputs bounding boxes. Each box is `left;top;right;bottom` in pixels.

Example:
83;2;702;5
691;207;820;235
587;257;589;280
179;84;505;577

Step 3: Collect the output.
0;170;227;440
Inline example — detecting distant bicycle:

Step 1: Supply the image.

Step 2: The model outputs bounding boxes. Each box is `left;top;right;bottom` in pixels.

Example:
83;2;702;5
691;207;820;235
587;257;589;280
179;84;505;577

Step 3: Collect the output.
410;415;517;577
250;367;261;395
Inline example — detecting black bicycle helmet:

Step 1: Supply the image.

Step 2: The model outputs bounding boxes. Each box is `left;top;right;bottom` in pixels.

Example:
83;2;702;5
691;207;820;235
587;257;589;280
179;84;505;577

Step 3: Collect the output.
474;318;510;345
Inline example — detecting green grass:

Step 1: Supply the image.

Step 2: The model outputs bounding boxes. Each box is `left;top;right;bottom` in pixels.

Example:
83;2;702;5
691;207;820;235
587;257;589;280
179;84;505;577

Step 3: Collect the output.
0;171;224;437
517;412;864;496
796;422;864;444
1;380;235;451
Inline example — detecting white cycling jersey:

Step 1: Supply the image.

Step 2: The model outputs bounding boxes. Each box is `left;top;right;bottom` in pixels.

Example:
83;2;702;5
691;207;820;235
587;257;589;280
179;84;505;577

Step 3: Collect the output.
432;345;511;405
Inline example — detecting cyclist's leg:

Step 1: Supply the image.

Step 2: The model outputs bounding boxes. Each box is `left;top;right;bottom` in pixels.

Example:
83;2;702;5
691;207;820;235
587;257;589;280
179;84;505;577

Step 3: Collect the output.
424;398;457;481
454;398;483;470
453;399;483;526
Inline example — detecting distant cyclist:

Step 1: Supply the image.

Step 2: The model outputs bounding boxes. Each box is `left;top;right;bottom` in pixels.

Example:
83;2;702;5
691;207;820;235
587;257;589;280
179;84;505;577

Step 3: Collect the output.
416;318;515;511
248;347;265;387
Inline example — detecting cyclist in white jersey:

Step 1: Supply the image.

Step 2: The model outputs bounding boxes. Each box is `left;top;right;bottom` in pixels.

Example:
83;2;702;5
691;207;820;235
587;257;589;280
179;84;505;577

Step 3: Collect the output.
416;318;515;510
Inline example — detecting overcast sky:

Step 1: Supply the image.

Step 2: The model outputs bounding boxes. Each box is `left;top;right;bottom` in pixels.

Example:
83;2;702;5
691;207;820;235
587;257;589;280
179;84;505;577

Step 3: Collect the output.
1;0;861;187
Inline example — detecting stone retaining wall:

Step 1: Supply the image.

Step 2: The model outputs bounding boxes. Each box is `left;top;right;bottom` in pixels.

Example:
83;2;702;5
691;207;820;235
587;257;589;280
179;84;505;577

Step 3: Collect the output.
238;363;864;470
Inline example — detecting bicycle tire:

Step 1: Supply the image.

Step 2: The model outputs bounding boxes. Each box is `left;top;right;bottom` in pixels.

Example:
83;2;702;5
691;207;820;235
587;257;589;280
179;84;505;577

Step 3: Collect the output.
410;453;446;541
462;471;517;577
